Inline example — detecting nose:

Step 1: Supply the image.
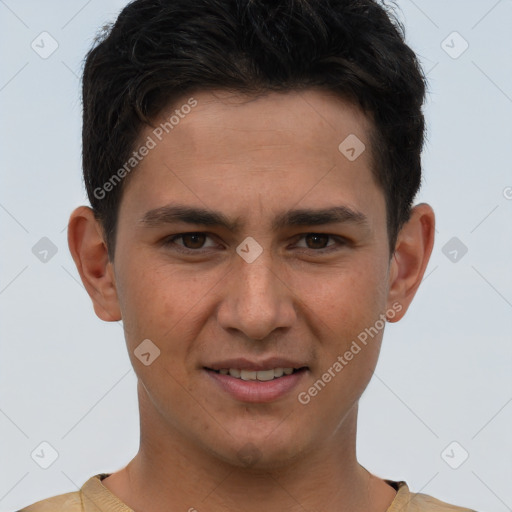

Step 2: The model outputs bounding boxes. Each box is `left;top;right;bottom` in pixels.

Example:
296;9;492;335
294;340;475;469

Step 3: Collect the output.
216;249;297;342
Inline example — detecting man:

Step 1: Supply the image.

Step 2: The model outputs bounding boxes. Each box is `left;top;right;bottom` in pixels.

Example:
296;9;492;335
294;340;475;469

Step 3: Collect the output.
19;0;477;510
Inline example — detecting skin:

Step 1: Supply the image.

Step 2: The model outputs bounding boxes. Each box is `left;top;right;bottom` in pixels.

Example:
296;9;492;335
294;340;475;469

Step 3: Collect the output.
68;89;435;512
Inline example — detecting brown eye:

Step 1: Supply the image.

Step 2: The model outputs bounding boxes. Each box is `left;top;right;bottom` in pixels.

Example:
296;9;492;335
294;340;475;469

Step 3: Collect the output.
181;233;207;249
163;232;217;253
295;233;352;255
304;233;330;249
295;233;344;252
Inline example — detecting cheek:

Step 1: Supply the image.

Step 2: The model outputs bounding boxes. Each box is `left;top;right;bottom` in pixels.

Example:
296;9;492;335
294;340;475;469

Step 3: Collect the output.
115;256;184;347
118;256;221;373
117;263;200;402
301;256;388;329
299;254;389;394
298;267;387;418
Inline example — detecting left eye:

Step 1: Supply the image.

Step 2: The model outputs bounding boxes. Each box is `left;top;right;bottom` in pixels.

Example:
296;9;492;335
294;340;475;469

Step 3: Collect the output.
294;233;339;251
162;232;344;253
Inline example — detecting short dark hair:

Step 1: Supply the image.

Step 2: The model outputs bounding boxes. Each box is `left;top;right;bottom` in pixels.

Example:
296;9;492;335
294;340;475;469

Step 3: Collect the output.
82;0;427;260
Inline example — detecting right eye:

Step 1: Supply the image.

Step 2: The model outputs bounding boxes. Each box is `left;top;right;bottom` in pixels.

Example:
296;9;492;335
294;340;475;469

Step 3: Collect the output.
162;232;220;253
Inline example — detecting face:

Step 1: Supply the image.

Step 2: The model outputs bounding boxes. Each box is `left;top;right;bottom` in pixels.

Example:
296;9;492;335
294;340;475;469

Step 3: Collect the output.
111;89;398;468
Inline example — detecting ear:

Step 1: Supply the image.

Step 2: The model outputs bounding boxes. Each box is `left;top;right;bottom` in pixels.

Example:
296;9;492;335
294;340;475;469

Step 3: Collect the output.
67;206;121;322
386;203;435;322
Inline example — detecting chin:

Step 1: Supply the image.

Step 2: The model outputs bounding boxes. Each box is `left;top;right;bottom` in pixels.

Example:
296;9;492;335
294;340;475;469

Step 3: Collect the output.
206;426;311;471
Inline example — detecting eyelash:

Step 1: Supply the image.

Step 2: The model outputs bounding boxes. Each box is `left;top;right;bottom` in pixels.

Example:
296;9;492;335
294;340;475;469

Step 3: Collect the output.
162;232;348;254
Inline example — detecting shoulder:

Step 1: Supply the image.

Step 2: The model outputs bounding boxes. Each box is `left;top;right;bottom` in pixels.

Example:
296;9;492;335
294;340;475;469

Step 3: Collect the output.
408;491;478;512
16;473;118;512
388;481;478;512
16;491;82;512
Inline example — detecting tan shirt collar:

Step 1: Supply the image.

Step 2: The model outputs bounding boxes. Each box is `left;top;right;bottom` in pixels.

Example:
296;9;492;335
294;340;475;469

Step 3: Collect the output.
80;474;412;512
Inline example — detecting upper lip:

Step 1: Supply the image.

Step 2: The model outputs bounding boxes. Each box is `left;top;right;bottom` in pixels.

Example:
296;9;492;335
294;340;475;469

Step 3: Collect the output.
204;357;308;371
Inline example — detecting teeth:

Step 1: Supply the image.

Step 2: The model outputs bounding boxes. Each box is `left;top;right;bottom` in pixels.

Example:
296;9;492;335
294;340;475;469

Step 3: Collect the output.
255;369;275;381
217;367;299;380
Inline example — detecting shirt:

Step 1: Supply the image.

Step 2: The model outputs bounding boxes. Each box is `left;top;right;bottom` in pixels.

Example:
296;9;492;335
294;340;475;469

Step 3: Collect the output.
17;473;478;512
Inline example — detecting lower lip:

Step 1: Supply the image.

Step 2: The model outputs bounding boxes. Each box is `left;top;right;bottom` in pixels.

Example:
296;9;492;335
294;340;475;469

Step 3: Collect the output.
205;369;307;403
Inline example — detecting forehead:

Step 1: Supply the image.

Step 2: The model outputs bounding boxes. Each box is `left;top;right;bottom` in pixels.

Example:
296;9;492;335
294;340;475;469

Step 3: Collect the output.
118;88;385;233
153;88;374;165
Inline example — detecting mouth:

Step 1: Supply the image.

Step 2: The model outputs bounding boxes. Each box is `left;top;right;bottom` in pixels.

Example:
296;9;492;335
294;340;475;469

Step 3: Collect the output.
205;367;308;381
203;365;309;403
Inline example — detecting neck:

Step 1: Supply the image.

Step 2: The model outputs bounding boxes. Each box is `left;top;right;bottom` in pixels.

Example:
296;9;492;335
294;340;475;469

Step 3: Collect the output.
102;382;396;512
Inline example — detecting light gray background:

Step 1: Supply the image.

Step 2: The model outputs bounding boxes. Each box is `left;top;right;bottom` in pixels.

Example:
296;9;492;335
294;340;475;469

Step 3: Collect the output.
1;1;511;511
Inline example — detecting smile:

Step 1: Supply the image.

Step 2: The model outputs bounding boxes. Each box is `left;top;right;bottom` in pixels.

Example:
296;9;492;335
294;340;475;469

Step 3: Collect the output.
204;366;308;402
208;367;305;381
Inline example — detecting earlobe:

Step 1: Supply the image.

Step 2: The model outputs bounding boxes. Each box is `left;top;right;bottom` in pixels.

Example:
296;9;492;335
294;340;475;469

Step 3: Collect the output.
67;206;122;322
386;203;435;322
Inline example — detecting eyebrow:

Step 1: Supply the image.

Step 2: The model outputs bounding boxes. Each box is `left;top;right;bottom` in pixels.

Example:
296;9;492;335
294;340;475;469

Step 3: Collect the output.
139;203;369;232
